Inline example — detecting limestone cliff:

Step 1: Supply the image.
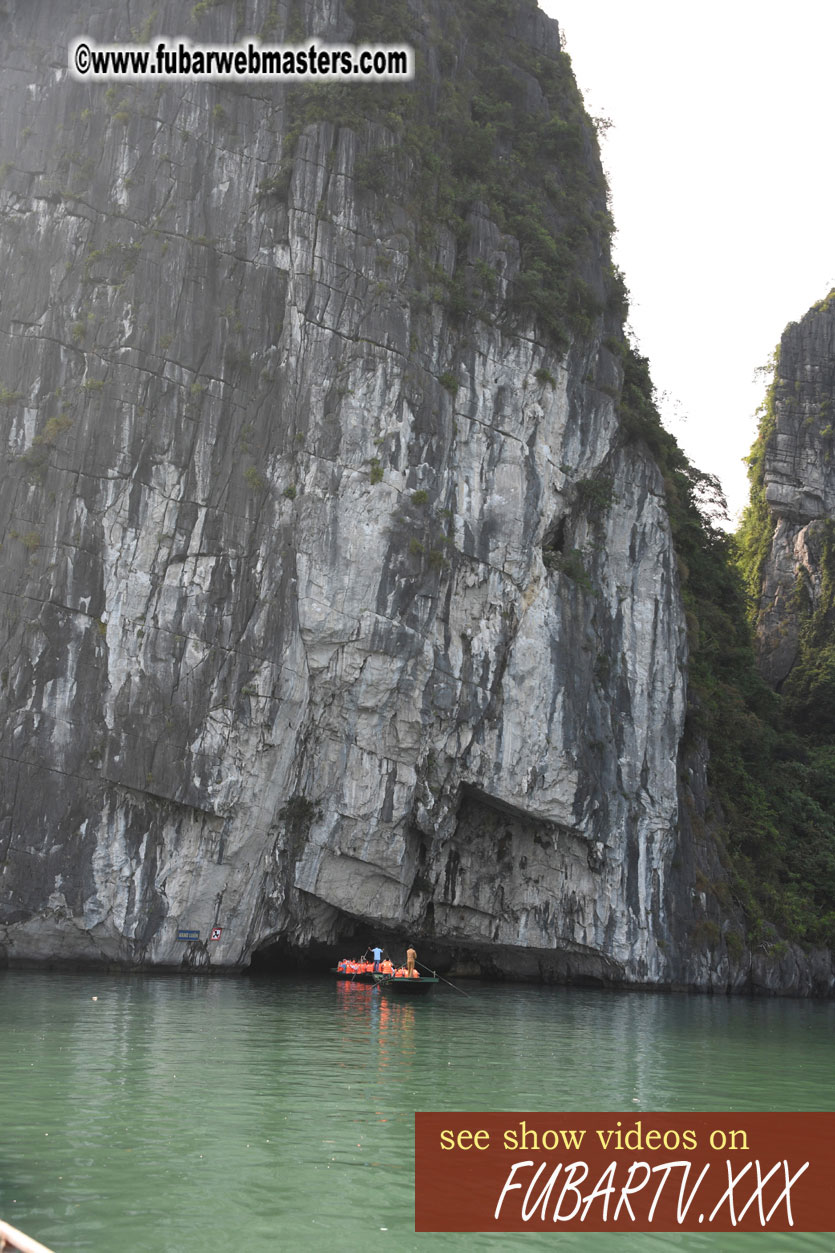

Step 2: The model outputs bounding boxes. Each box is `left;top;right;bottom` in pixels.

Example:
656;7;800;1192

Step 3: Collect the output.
0;0;816;990
750;294;835;692
711;292;835;994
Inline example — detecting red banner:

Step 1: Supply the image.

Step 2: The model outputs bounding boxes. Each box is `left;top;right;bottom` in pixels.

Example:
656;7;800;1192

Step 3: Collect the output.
415;1112;835;1232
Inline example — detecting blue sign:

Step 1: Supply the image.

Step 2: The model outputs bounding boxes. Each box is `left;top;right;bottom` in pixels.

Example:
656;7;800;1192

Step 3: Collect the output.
177;929;200;941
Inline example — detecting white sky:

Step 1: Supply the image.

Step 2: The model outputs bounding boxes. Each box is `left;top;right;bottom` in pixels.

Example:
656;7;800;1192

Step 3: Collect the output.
538;0;835;524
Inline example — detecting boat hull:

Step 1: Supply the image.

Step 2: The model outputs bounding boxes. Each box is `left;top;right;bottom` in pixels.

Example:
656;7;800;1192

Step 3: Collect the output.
0;1219;56;1253
373;974;438;993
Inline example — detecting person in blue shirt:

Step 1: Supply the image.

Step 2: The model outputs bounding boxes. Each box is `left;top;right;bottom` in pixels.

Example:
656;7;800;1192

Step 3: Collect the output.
369;945;383;972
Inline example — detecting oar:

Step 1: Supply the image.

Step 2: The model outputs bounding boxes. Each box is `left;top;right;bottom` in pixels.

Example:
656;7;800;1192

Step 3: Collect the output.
417;959;471;998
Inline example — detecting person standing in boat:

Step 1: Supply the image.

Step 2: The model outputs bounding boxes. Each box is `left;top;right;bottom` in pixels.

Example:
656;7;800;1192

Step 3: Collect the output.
367;944;384;972
406;944;417;977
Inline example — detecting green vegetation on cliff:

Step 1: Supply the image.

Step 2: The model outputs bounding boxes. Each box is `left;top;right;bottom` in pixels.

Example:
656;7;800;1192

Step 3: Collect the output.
736;358;779;608
273;0;621;352
781;521;835;737
624;349;835;949
737;336;835;745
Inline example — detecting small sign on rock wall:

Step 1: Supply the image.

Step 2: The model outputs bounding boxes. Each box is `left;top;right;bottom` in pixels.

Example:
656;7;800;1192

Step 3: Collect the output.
177;929;200;941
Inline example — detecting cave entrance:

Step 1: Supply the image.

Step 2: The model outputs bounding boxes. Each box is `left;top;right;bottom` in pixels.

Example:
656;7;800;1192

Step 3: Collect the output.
247;936;335;975
246;928;452;976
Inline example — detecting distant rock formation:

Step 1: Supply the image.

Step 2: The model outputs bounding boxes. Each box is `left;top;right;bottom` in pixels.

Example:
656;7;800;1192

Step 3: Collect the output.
752;293;835;689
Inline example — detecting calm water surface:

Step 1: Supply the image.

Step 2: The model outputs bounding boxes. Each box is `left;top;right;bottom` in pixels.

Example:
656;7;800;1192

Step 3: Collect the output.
0;971;832;1252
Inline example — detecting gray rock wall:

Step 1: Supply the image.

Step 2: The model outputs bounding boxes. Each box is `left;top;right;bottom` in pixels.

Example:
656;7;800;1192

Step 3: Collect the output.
755;296;835;687
1;0;693;983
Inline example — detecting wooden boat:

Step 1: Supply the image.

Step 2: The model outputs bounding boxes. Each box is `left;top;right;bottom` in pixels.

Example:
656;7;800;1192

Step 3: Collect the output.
373;972;439;994
0;1219;56;1253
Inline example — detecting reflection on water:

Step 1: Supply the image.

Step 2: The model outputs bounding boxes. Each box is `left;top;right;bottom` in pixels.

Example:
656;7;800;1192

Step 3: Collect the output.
0;972;832;1252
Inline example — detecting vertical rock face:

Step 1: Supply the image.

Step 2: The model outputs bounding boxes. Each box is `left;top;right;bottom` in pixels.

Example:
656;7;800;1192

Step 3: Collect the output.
0;0;689;982
754;296;835;688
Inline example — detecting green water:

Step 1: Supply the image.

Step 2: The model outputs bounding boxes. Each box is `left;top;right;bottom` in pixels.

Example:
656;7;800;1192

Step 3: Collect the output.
0;971;832;1251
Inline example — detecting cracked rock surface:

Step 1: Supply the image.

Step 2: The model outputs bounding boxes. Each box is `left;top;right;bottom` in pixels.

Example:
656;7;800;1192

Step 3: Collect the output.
0;0;694;983
755;298;835;688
